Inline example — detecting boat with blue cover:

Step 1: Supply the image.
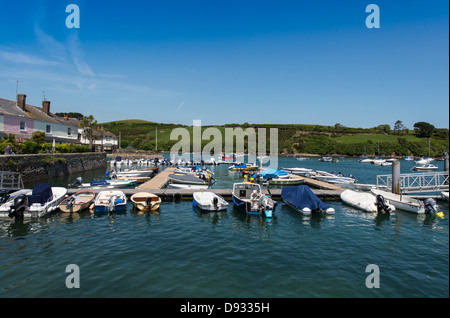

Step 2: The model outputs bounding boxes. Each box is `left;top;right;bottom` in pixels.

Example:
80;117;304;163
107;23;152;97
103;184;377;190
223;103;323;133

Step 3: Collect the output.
231;182;276;217
282;185;335;215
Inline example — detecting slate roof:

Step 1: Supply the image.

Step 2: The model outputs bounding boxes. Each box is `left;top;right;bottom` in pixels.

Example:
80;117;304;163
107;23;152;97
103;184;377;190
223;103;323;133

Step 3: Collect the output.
0;97;78;127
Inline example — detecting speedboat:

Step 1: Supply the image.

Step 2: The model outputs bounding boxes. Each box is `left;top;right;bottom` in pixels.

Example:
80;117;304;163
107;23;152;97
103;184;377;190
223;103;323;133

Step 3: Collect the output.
232;183;276;217
193;192;229;211
281;185;335;215
94;190;127;213
168;174;207;185
371;188;443;217
22;183;67;218
411;164;438;171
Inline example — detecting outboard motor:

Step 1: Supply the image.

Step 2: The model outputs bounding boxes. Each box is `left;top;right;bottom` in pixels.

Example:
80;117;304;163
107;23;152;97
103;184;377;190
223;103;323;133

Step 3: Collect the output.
375;194;391;214
0;191;10;205
8;194;28;218
68;177;83;188
424;198;441;217
212;196;219;210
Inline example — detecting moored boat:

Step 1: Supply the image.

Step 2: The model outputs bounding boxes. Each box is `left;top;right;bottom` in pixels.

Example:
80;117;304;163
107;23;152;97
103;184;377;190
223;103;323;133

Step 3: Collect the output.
94;190;127;213
23;184;67;218
228;163;258;171
232;183;276;217
0;189;32;218
340;189;395;213
268;174;304;186
130;192;161;211
193;192;229;211
411;164;438;171
168;174;207;185
59;189;96;213
167;184;209;190
371;188;443;217
281;185;335;215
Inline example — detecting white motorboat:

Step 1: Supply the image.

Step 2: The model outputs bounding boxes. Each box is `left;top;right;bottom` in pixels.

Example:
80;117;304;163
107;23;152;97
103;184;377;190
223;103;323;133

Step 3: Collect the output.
411;164;438;171
193;192;229;211
167;184;208;190
111;168;157;178
415;158;434;165
168;174;207;185
0;189;32;217
281;167;314;176
22;184;67;218
314;175;356;184
340;189;395;213
371;188;442;217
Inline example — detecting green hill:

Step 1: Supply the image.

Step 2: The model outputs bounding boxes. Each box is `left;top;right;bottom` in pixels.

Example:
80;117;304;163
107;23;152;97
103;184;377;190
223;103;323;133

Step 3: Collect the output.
101;120;449;157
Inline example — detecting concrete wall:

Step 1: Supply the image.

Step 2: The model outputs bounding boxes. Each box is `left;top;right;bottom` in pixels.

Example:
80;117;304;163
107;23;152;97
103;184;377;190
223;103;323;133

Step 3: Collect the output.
0;152;106;182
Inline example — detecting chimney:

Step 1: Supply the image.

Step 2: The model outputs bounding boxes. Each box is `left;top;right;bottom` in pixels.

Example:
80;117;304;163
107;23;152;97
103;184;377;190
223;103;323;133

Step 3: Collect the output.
42;100;51;115
17;94;27;111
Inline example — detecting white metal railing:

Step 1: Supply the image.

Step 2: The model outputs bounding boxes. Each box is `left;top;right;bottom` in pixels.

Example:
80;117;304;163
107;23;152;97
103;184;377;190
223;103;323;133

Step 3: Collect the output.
376;171;449;193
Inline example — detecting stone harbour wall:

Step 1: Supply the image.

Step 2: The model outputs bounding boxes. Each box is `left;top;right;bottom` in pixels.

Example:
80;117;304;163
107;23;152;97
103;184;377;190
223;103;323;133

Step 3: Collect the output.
0;152;107;183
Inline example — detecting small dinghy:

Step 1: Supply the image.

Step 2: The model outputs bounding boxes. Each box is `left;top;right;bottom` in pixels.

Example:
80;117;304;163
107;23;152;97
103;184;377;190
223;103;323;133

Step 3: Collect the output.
94;190;127;213
193;192;229;211
340;189;395;213
59;189;96;213
130;192;161;211
281;185;335;215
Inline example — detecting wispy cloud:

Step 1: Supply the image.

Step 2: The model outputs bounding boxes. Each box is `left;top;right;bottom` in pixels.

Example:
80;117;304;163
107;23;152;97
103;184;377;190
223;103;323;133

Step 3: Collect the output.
0;49;62;66
176;101;185;110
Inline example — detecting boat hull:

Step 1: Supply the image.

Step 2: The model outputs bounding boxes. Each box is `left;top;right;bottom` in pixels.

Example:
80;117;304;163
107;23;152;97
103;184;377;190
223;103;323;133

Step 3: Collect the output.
371;189;425;213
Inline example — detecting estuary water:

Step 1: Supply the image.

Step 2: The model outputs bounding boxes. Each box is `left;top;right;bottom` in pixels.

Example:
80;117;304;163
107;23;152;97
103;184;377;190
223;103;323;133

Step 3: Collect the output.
0;156;448;299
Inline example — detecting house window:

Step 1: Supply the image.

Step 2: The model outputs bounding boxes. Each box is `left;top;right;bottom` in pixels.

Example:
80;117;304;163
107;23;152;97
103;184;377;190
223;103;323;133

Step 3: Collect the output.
46;125;51;133
20;121;26;131
106;136;111;141
67;127;72;136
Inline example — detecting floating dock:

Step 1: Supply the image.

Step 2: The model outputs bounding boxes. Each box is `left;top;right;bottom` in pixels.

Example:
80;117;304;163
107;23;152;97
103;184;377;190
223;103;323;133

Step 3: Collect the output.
136;167;176;189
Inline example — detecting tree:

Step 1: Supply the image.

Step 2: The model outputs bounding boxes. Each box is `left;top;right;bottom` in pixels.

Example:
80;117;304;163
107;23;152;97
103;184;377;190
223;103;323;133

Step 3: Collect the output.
393;120;407;134
31;131;46;145
413;122;435;138
79;115;98;151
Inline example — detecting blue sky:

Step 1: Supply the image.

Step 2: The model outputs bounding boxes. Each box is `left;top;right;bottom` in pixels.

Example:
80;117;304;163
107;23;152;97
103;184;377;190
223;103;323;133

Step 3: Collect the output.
0;0;448;128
